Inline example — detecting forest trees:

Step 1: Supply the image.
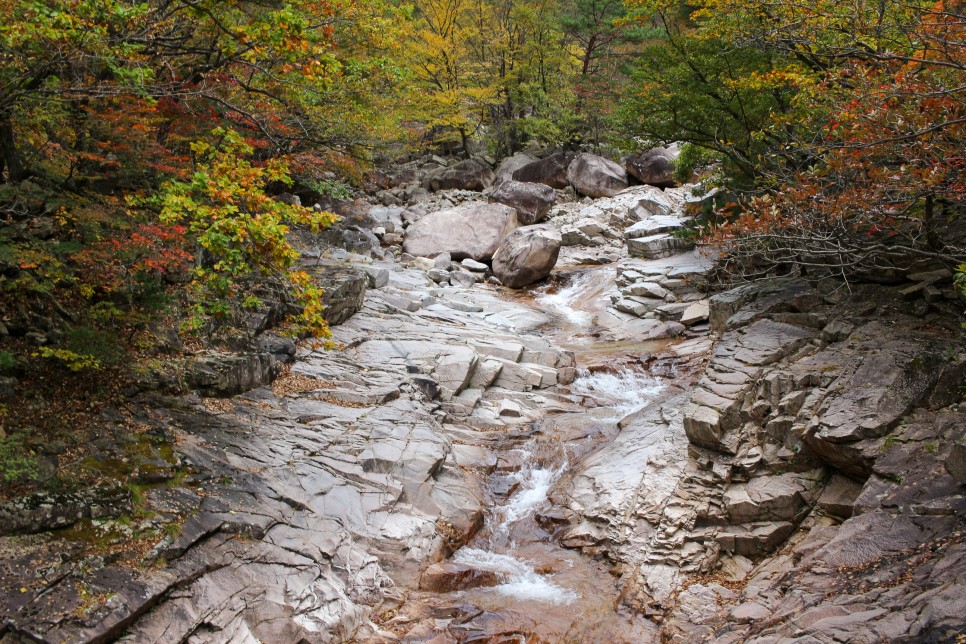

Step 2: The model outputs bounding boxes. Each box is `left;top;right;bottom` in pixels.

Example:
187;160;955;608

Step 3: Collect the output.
406;0;645;155
624;0;965;279
0;0;407;372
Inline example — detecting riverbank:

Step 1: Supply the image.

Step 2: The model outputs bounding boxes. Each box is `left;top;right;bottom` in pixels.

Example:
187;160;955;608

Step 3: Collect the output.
2;180;965;642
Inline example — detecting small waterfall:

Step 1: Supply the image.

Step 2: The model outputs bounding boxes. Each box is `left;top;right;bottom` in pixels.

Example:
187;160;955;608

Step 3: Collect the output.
536;270;611;326
498;455;563;526
452;548;578;604
453;441;577;604
570;367;665;420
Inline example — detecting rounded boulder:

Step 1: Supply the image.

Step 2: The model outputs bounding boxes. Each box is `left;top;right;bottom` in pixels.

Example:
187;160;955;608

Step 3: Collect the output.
567;153;628;198
491;225;561;289
422;158;495;192
403;203;518;261
487;180;556;225
626;145;679;187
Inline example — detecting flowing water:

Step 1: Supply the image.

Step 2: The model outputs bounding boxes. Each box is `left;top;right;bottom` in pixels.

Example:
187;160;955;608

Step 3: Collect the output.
569;367;665;421
403;269;681;641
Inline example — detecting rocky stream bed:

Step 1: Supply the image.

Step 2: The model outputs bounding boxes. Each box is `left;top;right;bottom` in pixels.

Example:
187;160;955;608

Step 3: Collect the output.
2;165;966;642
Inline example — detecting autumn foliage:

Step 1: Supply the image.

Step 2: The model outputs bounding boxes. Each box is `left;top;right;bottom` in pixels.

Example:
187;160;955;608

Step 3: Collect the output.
625;0;965;279
0;0;408;373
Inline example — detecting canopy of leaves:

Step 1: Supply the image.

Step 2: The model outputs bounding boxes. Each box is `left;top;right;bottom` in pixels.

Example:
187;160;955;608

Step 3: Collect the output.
624;0;965;279
0;0;405;378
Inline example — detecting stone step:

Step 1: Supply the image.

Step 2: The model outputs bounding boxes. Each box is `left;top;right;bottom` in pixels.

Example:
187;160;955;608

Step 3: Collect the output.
624;215;691;239
627;233;695;260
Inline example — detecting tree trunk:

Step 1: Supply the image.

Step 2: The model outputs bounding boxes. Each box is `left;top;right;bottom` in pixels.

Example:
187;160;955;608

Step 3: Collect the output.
0;114;25;183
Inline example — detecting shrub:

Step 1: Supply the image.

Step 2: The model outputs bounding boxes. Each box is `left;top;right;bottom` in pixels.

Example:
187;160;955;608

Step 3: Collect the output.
160;128;339;339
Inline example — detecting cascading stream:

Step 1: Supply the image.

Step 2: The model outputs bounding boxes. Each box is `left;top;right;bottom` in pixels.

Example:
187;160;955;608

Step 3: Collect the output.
442;271;664;606
570;367;665;421
453;440;578;605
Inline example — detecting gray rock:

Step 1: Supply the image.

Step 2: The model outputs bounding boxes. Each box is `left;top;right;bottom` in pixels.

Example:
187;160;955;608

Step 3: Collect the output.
945;436;966;484
411;256;435;271
403;203;518;261
313;267;368;325
716;521;796;556
493;152;539;186
276;192;301;206
488;180;556;225
723;473;814;522
449;270;478;287
655;301;693;321
624;215;689;239
381;232;404;246
469;359;504;389
614;298;661;318
817;474;863;518
626;282;673;300
511;151;573;189
625;145;679;187
680;300;710;326
461;258;488;272
491;360;558;391
422;158;495;192
256;333;297;364
187;352;280;397
442;299;484;313
361;266;390;289
383;294;423;311
566;153;628;198
730;601;770;624
491;225;562;289
906;268;952;284
0;486;133;535
0;376;16;403
433;251;452;270
627;233;694;259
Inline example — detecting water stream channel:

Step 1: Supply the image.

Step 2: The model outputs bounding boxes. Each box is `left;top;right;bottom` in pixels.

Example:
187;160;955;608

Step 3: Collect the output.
399;266;687;642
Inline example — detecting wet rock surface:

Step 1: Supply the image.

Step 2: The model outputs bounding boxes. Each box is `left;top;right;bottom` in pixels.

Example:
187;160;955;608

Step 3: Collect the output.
2;164;965;643
557;274;966;642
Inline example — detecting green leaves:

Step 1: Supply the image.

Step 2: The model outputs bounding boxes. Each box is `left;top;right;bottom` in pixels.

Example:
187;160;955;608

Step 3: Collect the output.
160;128;337;338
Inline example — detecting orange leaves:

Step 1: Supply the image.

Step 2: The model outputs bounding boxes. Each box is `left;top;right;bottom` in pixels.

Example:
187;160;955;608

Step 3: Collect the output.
73;222;192;298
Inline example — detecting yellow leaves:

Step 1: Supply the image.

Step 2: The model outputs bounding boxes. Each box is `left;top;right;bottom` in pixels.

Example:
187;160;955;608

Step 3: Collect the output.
722;68;813;92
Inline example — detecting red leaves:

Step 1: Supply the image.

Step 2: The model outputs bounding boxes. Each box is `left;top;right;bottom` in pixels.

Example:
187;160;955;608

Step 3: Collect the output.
74;223;192;297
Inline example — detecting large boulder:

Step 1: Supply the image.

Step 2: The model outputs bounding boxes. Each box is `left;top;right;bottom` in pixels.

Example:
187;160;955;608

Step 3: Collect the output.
488;180;556;225
511;151;573;189
187;352;280;397
422;158;495;192
626;145;680;187
567;153;628;198
307;265;368;326
493;152;539;186
491;225;561;289
403;203;518;261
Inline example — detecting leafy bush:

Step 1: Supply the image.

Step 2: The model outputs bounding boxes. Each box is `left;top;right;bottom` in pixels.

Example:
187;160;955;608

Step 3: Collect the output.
674;143;719;183
160;128;339;338
311;179;354;202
